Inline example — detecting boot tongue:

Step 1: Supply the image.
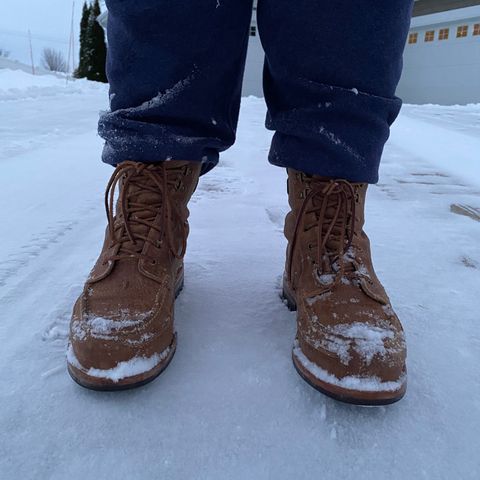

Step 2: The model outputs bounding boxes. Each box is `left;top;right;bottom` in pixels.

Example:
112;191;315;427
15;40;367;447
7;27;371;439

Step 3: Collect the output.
114;173;166;257
301;178;358;272
307;195;350;254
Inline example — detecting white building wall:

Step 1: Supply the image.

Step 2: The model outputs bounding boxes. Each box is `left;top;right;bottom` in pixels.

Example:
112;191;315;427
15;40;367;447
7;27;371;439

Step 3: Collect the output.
397;7;480;104
242;1;264;97
242;36;264;97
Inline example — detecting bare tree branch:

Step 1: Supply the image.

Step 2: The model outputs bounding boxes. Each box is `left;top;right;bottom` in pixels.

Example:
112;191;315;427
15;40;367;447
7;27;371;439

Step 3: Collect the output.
41;48;67;73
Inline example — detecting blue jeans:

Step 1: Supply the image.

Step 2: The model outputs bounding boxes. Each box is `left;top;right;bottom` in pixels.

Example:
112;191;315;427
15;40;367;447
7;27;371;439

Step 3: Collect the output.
99;0;413;183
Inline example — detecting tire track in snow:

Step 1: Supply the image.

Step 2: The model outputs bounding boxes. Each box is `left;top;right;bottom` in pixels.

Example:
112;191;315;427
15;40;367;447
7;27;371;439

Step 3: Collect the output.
0;219;78;288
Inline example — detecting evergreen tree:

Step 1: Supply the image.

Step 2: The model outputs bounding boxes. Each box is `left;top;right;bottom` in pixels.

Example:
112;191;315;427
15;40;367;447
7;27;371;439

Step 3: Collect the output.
85;0;108;83
76;0;108;82
75;2;91;78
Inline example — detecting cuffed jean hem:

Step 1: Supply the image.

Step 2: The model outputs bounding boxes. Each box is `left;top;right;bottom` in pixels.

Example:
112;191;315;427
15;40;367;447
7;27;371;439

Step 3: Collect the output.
102;142;219;175
268;135;379;184
101;143;218;176
101;142;218;176
264;82;403;184
99;114;221;176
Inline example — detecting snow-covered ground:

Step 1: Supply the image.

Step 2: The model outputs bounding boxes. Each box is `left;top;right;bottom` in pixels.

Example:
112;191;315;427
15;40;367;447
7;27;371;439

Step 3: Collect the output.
0;70;479;479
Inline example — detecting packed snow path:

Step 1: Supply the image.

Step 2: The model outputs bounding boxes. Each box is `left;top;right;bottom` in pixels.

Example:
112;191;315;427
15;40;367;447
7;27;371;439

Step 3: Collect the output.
1;71;479;479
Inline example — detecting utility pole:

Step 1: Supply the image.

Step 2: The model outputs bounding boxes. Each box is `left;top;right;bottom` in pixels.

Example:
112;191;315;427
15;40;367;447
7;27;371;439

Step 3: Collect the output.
71;2;75;70
67;1;76;82
28;30;35;75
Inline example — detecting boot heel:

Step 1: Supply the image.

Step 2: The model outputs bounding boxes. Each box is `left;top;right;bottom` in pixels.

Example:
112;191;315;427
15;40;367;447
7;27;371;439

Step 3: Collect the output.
281;278;297;311
174;274;184;299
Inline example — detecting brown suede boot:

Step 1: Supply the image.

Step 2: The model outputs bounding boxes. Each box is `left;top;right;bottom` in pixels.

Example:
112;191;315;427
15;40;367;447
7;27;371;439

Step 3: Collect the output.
67;160;201;390
283;169;407;405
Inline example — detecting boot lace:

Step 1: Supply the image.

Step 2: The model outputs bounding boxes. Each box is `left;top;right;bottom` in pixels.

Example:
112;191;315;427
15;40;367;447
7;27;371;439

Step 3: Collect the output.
288;178;357;296
104;161;187;264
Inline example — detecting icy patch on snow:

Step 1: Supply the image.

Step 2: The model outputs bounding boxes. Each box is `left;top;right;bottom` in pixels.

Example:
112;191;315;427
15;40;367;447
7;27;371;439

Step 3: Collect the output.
293;341;404;392
391;110;480;188
66;344;170;382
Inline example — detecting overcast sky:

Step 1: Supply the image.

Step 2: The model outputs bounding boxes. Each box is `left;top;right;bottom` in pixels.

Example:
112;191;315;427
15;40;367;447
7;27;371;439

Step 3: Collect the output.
0;1;88;65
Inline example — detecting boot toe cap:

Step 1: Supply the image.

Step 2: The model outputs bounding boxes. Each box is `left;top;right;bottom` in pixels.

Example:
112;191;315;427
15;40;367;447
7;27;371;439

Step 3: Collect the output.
297;298;407;386
69;295;173;371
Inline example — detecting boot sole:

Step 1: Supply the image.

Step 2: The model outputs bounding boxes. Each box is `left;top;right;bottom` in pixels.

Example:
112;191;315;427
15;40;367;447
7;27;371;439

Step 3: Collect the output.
292;349;407;406
67;276;184;392
67;334;177;391
281;279;298;312
282;279;407;406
